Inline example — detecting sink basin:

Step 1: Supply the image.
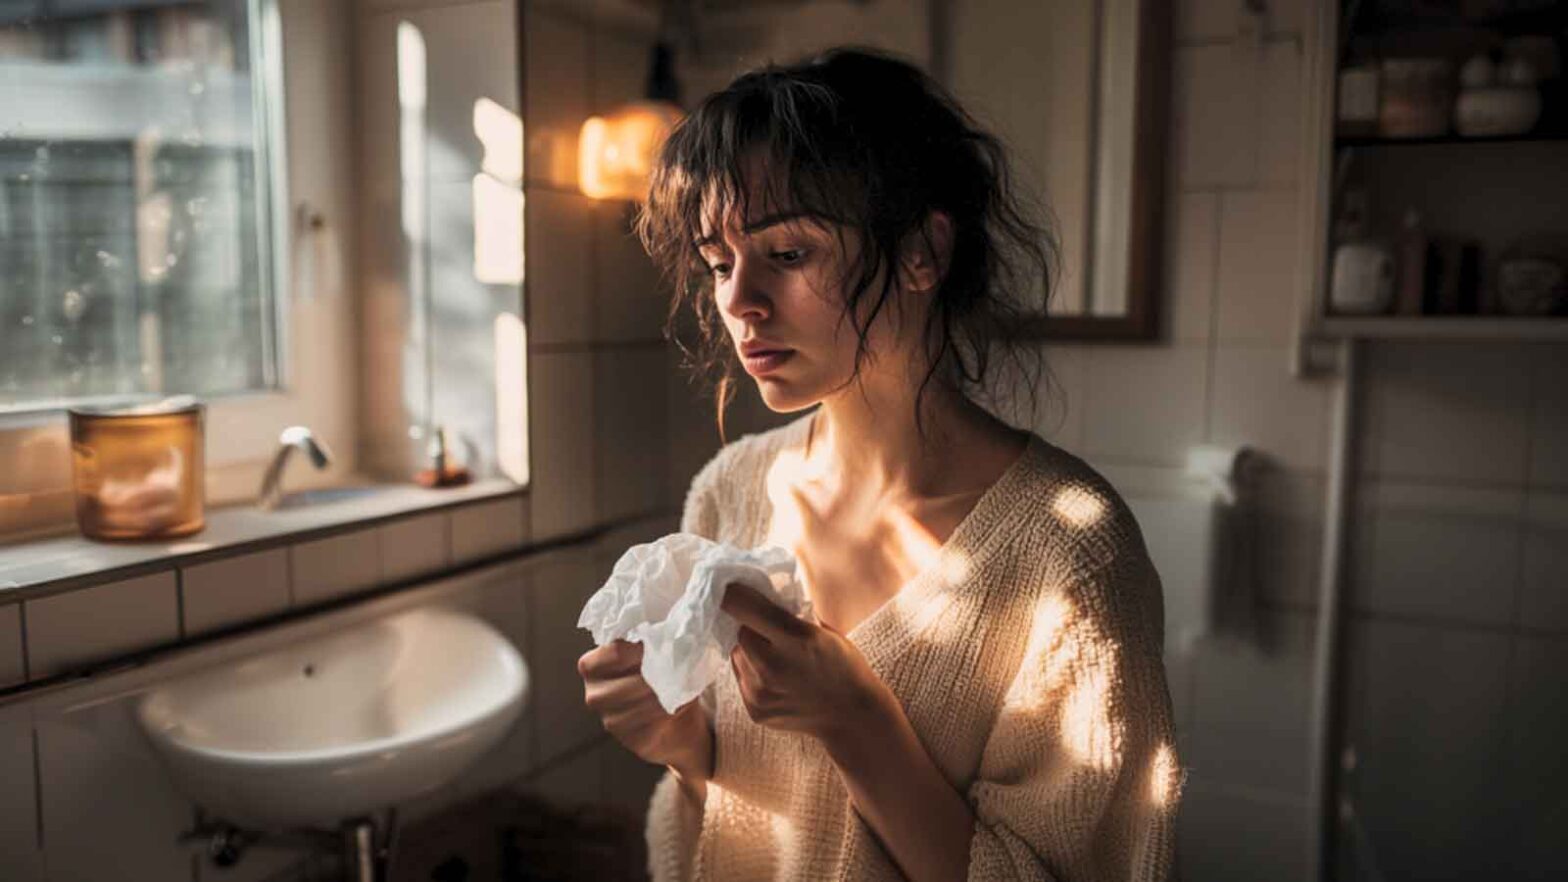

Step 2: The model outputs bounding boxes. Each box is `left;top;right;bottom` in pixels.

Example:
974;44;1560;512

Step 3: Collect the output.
136;607;527;829
273;485;386;510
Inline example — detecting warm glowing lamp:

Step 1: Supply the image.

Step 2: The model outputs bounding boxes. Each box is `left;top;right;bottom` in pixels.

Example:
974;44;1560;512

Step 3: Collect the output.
579;41;683;201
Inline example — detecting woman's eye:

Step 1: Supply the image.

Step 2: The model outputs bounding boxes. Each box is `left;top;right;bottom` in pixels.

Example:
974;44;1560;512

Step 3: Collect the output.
706;262;732;279
772;249;806;265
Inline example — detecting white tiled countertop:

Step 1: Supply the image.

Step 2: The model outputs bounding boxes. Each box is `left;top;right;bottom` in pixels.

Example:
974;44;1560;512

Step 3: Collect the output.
0;479;522;602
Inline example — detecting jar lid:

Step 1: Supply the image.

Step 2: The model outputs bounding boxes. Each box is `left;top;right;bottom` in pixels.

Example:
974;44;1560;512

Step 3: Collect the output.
68;395;203;419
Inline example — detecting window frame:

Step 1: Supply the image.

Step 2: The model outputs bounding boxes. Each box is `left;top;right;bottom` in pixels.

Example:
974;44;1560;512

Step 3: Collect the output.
0;0;359;540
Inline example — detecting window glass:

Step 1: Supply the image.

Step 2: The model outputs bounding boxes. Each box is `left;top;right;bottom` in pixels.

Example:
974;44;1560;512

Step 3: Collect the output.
0;0;278;412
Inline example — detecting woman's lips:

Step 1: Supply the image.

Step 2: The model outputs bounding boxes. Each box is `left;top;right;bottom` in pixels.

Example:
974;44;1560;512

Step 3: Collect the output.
742;349;794;375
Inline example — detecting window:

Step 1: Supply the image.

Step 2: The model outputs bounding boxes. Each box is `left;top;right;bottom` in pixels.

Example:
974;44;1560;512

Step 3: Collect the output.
0;0;363;540
0;0;281;413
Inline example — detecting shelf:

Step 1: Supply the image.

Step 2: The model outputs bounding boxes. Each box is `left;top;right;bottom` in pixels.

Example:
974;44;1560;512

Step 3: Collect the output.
1313;315;1568;341
1336;130;1568;148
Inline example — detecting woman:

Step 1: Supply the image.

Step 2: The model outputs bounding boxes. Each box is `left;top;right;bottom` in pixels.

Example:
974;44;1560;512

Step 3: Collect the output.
577;48;1182;882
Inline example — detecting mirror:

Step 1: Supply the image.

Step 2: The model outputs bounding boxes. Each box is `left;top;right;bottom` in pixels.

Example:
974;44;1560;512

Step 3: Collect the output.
941;0;1169;340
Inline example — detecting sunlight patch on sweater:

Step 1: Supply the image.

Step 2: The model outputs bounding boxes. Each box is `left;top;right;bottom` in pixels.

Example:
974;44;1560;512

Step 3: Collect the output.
1052;486;1106;529
1001;594;1074;713
1150;742;1180;807
1062;661;1119;770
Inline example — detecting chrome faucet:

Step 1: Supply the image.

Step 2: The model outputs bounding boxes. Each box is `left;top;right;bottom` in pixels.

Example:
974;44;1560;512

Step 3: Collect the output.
257;426;334;510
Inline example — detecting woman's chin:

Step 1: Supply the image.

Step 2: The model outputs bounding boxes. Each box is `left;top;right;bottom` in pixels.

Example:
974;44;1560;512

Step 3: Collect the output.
754;378;820;414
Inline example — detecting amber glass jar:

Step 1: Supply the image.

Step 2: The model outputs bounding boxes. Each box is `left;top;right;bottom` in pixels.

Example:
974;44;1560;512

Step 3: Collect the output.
68;399;205;540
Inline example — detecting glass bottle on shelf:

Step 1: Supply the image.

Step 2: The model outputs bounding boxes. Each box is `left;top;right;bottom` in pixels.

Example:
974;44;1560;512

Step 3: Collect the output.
1329;188;1396;316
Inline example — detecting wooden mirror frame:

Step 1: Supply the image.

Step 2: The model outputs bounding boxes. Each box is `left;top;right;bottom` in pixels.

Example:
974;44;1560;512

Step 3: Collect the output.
996;0;1171;343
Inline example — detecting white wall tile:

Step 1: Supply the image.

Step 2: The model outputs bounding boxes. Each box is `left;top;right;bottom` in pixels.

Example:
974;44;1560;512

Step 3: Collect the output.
428;178;514;476
181;549;291;638
1176;782;1313;882
1350;481;1523;627
1357;342;1532;485
1214;188;1302;344
524;188;594;345
594;347;672;522
589;20;650;116
290;529;382;607
36;700;195;882
523;6;589;190
528;553;607;767
25;572;179;679
529;350;597;540
451;496;527;564
380;511;452;582
1343;618;1512;881
1498;635;1568;875
1186;610;1318;797
1210;345;1331;471
988;346;1087;454
1173;44;1258;189
1035;346;1088;453
1080;345;1208;465
0;603;23;688
1520;491;1568;633
591;202;667;343
1528;344;1568;489
1176;0;1309;43
1165;191;1219;344
1258;39;1304;188
0;703;42;882
667;348;724;513
370;0;519;185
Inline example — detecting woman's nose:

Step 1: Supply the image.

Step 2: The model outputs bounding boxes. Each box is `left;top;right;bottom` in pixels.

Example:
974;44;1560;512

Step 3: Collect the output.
718;256;770;321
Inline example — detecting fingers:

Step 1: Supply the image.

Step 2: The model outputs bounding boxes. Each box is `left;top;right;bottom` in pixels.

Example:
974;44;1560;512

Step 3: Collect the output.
730;644;766;719
720;582;808;643
577;639;643;680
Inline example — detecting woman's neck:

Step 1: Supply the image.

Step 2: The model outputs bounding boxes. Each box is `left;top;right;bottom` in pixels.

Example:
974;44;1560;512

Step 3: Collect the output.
810;373;1016;500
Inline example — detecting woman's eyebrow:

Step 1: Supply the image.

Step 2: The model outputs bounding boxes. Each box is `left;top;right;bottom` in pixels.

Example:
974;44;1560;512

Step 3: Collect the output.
694;210;827;247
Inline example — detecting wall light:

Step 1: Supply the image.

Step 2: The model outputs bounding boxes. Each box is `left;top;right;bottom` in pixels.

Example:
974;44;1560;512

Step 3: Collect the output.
579;41;682;201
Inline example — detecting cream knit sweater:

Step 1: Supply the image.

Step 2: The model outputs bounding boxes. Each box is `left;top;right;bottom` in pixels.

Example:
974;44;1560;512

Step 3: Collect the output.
645;415;1183;881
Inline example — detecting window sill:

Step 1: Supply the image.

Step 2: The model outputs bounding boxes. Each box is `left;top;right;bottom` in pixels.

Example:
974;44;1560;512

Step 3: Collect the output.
1;479;526;605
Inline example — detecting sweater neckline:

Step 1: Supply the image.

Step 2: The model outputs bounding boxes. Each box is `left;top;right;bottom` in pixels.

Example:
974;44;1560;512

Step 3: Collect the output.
751;415;1049;668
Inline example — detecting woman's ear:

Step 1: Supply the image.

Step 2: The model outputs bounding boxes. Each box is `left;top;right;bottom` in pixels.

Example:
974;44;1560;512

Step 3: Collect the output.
900;210;955;294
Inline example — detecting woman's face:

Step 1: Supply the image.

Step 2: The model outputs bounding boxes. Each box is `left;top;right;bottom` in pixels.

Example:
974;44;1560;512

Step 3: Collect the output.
697;196;915;414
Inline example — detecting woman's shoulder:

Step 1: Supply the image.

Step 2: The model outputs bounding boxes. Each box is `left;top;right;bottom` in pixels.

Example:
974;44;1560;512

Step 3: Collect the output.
1005;436;1155;576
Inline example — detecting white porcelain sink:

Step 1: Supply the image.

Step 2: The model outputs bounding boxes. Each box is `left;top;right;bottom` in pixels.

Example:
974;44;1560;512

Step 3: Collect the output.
136;607;527;830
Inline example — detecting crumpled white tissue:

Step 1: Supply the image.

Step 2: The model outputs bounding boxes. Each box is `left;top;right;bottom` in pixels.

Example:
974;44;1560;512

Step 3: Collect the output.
577;533;810;713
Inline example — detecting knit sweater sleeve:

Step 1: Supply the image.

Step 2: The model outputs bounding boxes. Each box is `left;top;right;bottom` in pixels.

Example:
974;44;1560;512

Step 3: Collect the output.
964;521;1183;882
646;445;732;882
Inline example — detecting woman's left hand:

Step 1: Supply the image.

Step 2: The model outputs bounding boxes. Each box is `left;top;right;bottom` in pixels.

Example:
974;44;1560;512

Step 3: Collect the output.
720;583;897;750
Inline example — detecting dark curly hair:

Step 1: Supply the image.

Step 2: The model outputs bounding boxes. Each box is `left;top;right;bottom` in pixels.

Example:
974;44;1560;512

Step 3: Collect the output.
635;46;1058;436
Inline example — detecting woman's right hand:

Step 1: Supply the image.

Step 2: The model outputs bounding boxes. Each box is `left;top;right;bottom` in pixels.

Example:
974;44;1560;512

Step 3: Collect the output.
579;640;714;801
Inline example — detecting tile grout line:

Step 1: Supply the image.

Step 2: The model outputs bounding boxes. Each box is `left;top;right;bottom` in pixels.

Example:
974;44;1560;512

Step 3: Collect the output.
175;568;186;639
31;722;44;851
18;601;30;683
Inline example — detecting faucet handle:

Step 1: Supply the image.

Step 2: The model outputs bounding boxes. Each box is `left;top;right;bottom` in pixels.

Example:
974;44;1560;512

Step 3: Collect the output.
280;426;333;469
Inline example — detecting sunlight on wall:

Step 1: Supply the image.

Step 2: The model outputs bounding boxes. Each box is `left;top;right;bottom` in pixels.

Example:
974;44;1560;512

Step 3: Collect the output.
396;20;430;425
494;313;528;484
473;98;524;285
